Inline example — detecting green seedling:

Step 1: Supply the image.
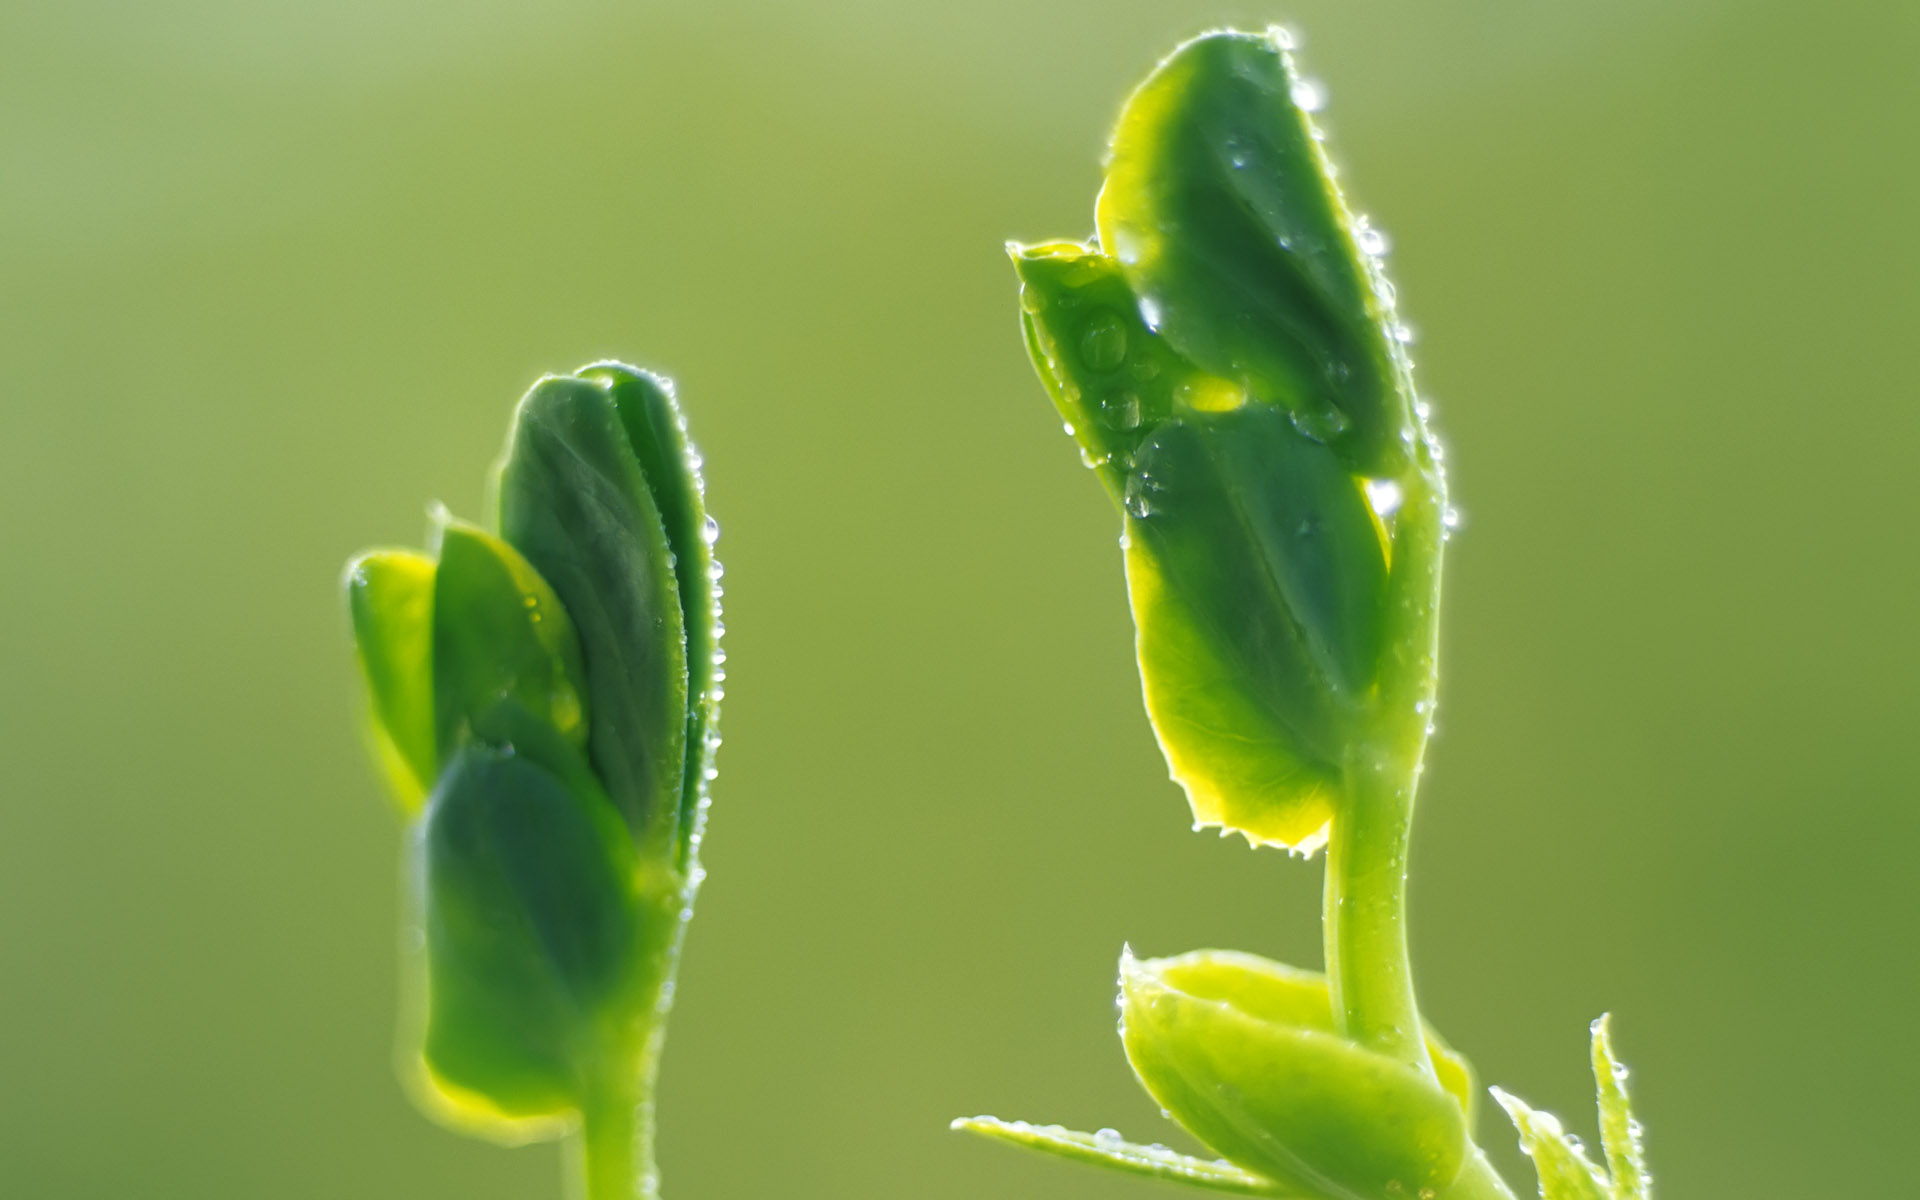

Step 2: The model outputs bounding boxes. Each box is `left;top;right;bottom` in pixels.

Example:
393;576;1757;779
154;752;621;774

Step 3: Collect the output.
956;29;1653;1200
344;363;722;1200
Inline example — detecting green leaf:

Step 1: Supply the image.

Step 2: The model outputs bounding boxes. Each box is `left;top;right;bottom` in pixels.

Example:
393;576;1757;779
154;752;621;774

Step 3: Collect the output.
430;515;589;763
1132;950;1478;1135
1490;1088;1610;1200
412;743;640;1138
344;548;438;813
1590;1016;1647;1200
1123;404;1388;849
1008;241;1205;505
495;373;689;854
1098;30;1411;476
952;1117;1298;1196
583;362;722;872
1120;949;1469;1200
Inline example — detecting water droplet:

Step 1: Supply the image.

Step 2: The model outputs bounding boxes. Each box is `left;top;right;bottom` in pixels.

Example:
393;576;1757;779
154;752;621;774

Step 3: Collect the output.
1442;506;1462;530
701;515;720;544
1102;391;1142;430
1080;313;1128;371
1290;78;1326;113
1269;25;1297;50
1136;295;1163;331
1391;320;1416;344
1289;404;1350;443
1364;479;1403;517
1357;221;1391;257
1062;421;1077;437
1094;1128;1122;1147
1124;470;1162;519
1414;399;1432;420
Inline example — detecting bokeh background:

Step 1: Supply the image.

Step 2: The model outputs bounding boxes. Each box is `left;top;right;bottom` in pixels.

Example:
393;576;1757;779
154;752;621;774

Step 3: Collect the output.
4;1;1915;1196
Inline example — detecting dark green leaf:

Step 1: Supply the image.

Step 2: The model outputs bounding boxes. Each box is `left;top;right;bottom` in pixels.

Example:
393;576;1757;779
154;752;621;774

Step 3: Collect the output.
583;362;721;871
495;374;688;853
1098;30;1411;475
414;744;639;1131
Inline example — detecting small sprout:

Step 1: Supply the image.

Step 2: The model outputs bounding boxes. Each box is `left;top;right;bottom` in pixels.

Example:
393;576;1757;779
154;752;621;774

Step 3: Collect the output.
344;361;721;1199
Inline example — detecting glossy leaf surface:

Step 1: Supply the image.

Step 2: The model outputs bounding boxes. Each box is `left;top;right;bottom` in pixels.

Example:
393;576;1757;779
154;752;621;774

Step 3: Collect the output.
415;744;639;1133
1120;950;1468;1200
1098;30;1410;476
496;375;689;850
1124;405;1388;848
345;548;439;813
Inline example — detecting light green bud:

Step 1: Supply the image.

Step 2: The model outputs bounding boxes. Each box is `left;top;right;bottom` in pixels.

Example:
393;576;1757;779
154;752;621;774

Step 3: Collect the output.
1119;949;1472;1200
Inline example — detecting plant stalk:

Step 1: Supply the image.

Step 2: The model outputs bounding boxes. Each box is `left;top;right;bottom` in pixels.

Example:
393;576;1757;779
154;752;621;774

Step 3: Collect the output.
1325;450;1446;1071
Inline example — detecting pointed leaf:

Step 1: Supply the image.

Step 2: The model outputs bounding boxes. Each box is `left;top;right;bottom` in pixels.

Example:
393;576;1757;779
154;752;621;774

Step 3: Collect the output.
495;374;688;852
1590;1016;1647;1200
430;516;589;762
952;1117;1298;1196
1491;1088;1611;1200
583;362;722;871
1098;30;1411;475
345;549;438;812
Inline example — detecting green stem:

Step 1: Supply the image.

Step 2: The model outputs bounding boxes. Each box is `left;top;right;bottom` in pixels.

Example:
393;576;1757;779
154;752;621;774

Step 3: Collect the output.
568;885;687;1200
1324;745;1427;1069
1324;454;1447;1071
568;1041;661;1200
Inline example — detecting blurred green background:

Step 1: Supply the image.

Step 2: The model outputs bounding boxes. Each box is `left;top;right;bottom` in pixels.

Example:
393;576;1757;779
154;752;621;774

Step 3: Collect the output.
3;1;1915;1196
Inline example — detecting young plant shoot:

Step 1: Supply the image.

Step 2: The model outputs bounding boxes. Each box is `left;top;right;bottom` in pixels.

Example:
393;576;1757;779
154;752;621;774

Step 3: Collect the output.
344;363;723;1200
956;29;1652;1200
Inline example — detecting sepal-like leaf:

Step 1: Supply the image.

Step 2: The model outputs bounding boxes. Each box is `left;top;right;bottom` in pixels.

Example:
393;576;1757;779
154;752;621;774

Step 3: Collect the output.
1492;1017;1652;1200
952;1117;1300;1196
1490;1089;1610;1200
1591;1016;1647;1200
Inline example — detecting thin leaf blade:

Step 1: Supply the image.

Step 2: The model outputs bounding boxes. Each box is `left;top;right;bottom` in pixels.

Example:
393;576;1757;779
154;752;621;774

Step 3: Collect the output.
952;1117;1297;1197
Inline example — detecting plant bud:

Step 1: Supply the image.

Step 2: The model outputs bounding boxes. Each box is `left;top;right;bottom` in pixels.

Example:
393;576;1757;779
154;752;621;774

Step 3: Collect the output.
1119;949;1471;1200
343;362;721;1144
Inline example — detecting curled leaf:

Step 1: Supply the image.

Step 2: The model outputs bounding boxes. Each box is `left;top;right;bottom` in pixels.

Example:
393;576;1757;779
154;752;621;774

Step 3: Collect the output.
1120;949;1469;1200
